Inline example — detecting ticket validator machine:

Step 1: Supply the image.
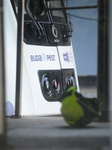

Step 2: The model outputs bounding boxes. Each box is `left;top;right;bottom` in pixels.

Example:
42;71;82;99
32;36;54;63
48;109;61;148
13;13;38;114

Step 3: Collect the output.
4;0;79;116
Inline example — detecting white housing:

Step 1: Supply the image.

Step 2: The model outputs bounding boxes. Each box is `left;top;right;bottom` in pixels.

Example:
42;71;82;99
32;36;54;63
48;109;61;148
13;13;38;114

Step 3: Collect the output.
4;0;79;116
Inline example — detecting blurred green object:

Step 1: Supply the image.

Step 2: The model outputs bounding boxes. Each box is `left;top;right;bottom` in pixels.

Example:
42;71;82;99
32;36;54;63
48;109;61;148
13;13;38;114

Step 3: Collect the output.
61;86;102;127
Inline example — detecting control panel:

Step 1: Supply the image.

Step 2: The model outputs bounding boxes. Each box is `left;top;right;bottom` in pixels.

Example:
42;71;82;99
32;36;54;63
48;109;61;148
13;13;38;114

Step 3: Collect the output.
61;69;76;92
38;69;76;101
38;70;63;101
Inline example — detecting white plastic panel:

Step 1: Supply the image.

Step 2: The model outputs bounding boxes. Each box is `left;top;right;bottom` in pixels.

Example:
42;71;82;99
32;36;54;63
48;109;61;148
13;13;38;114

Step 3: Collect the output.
57;45;76;69
21;44;61;115
23;44;60;70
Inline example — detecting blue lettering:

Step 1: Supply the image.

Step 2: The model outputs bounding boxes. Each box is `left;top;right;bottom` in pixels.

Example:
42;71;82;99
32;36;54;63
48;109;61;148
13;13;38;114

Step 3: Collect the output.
30;55;42;61
30;54;55;61
47;55;55;61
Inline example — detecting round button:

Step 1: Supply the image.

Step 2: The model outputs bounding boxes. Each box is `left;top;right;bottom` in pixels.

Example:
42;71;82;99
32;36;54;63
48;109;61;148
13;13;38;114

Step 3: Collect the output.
52;79;58;89
66;76;75;88
54;80;58;89
70;76;75;86
44;79;50;90
42;74;51;91
67;80;70;87
66;77;70;88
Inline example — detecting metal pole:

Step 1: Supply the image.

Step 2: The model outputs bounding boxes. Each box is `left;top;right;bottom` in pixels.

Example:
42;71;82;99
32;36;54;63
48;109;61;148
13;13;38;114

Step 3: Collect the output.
47;5;98;11
97;0;109;121
15;0;24;117
0;0;6;147
108;0;112;148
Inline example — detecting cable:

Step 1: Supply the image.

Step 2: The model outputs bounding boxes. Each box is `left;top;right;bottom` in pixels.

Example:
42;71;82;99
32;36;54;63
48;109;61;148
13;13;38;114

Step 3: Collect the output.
68;13;98;21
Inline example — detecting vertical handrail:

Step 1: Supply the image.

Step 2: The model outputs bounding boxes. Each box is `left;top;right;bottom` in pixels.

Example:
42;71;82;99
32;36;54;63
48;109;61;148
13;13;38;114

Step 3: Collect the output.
108;0;112;148
15;0;24;117
97;0;109;121
0;0;6;146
